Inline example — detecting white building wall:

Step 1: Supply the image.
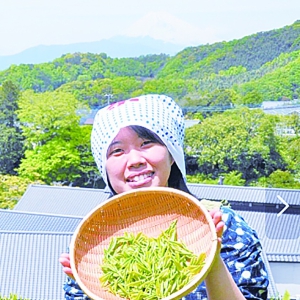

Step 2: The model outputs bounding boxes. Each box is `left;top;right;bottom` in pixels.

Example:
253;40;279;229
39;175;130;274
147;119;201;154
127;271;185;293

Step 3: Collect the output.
270;262;300;299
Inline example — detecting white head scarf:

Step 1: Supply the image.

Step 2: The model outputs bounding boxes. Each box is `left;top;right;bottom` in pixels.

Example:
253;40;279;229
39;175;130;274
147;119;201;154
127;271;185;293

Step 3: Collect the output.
91;94;186;187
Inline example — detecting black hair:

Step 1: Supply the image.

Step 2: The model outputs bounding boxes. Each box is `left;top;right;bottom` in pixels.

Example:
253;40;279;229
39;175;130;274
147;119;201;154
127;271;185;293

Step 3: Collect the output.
107;125;192;196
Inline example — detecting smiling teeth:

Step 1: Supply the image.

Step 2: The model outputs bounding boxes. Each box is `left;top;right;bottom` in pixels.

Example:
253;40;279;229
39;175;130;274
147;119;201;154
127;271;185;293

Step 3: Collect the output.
128;173;153;182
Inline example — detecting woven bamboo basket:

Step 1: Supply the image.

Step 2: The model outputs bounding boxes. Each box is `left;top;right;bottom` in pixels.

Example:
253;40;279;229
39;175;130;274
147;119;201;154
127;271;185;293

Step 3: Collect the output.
69;187;218;300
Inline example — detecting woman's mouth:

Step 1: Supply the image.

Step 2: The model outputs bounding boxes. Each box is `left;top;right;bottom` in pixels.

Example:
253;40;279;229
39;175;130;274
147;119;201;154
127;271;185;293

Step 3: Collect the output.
126;172;154;183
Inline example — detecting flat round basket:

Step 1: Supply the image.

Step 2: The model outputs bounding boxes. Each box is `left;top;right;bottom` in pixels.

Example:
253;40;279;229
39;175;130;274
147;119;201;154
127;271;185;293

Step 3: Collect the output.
69;187;218;300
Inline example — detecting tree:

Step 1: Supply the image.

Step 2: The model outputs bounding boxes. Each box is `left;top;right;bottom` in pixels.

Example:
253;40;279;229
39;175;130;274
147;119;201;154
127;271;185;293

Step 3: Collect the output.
266;170;300;189
276;113;300;176
0;174;43;209
239;90;263;106
17;90;101;186
184;108;286;183
0;81;24;175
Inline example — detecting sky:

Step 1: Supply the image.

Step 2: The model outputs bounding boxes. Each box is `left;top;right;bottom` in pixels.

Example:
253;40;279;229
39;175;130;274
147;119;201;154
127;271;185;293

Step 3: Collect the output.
1;0;300;56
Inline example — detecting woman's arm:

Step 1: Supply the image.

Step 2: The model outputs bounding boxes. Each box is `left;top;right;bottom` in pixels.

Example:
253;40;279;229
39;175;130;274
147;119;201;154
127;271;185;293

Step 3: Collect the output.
205;255;246;299
205;208;246;299
207;207;269;300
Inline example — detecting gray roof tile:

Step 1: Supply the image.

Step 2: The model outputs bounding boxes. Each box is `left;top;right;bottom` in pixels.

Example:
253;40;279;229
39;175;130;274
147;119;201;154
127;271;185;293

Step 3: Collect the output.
13;185;300;261
0;231;72;300
267;254;300;262
4;183;299;299
236;210;300;262
260;250;278;298
14;184;111;216
188;183;300;206
0;209;82;233
0;213;278;300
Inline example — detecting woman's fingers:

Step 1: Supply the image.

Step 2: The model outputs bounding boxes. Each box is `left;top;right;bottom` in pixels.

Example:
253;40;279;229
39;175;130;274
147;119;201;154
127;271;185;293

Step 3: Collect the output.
59;253;71;267
63;267;75;280
59;253;74;279
209;208;225;238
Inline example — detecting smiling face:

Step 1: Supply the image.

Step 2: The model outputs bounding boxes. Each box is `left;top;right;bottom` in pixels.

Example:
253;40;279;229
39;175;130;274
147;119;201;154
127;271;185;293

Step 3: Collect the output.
105;126;174;194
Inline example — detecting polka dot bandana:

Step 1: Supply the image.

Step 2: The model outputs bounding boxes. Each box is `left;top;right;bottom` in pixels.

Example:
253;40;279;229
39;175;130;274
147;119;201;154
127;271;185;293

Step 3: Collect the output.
91;94;186;186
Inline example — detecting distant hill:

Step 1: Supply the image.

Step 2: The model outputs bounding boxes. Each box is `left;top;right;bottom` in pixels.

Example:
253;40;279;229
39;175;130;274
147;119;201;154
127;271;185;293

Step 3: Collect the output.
1;20;300;103
157;20;300;79
0;36;184;71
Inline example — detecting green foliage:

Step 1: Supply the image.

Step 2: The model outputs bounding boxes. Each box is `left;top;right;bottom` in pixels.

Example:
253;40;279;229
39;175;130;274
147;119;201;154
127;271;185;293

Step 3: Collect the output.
58;77;143;107
141;78;196;99
266;170;300;189
0;21;300;103
236;50;300;101
0;175;43;209
282;290;291;300
0;81;24;175
17;89;86;146
238;90;263;106
0;53;169;93
0;22;299;187
276;114;300;174
222;171;245;186
186;170;245;186
184;108;286;183
186;173;218;185
16;90;100;186
0;295;29;300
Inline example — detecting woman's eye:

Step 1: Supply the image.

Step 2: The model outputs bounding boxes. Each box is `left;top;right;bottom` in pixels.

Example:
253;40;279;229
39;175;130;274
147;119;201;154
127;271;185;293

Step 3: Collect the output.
141;140;153;146
109;148;123;156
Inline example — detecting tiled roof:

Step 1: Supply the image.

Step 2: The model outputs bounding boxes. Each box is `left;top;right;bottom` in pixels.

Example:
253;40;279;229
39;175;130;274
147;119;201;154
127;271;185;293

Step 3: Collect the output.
267;254;300;262
260;250;278;299
0;209;84;299
0;209;82;232
5;183;299;299
15;184;300;219
14;185;300;260
263;106;300;116
14;184;111;216
236;210;300;262
0;211;278;300
0;231;72;300
188;183;300;206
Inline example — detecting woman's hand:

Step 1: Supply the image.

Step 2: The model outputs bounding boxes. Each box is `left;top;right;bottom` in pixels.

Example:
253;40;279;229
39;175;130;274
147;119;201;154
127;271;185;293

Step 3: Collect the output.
205;209;246;299
208;208;224;251
59;253;75;280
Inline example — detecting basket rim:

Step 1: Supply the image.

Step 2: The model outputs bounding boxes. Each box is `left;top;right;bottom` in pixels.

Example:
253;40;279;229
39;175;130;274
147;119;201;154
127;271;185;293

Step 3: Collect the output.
70;187;218;300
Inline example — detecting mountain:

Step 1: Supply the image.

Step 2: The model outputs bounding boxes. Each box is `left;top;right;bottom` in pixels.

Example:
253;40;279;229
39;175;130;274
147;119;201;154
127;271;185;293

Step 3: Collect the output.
0;11;207;71
123;11;211;46
1;20;300;104
0;36;184;71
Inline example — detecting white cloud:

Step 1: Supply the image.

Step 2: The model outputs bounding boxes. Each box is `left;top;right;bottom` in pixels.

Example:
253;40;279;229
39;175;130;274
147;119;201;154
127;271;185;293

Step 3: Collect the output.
123;11;218;46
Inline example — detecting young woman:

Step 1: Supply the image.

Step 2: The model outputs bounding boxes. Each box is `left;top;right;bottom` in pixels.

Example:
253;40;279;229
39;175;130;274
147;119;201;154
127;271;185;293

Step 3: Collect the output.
60;94;269;299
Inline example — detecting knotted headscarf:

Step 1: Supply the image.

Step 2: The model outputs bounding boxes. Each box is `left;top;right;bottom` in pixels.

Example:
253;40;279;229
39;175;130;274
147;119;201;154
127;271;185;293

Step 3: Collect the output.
91;94;186;186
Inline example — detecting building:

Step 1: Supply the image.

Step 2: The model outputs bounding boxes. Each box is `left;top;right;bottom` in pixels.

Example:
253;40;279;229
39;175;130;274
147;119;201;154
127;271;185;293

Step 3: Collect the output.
1;184;300;299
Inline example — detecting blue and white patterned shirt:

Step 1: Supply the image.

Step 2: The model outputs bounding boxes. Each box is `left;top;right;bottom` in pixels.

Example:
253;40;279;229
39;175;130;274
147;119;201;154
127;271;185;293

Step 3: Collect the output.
63;206;269;300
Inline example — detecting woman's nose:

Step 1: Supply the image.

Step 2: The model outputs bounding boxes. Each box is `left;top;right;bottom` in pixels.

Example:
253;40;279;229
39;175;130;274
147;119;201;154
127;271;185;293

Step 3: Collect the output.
126;149;146;168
